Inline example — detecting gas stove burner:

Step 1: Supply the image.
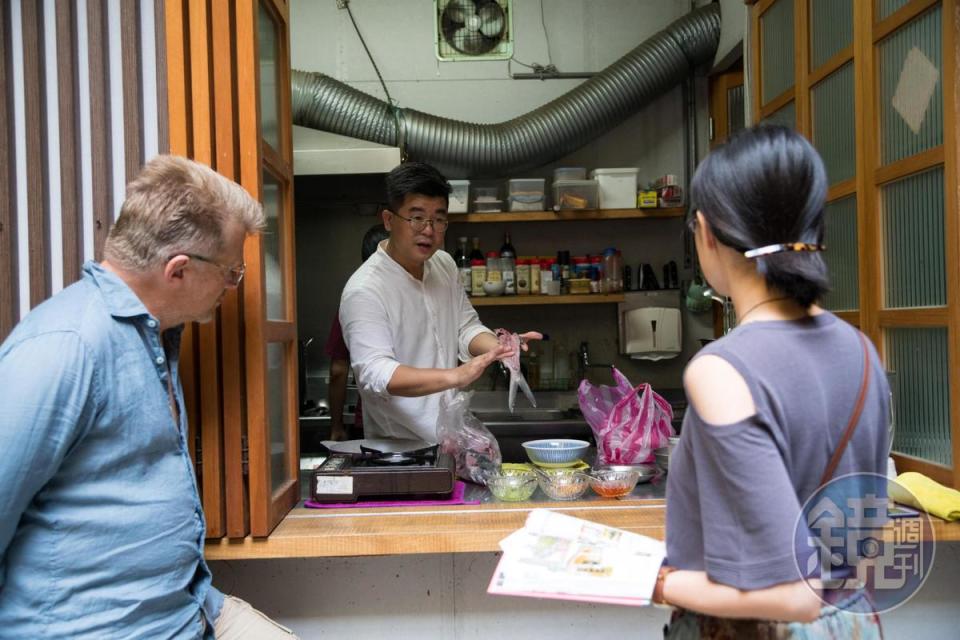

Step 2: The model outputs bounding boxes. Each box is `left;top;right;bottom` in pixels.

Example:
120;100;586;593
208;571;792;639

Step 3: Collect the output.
360;444;439;466
368;452;418;466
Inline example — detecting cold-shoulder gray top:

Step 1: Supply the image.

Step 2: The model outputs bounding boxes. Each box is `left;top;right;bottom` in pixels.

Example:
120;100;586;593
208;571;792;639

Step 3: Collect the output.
665;311;890;589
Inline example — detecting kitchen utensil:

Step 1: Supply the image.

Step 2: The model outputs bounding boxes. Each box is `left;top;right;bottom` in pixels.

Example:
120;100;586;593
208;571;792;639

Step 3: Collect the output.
486;469;538;502
602;463;658;484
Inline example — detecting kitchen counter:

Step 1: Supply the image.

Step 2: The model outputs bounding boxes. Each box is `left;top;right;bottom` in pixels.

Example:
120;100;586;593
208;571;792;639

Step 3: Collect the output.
204;481;668;560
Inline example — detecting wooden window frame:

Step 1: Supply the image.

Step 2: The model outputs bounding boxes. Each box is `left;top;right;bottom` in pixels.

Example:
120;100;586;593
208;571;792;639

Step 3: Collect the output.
750;0;960;487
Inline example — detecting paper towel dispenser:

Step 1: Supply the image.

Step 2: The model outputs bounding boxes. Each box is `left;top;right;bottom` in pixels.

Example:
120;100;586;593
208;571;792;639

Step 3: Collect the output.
617;291;682;361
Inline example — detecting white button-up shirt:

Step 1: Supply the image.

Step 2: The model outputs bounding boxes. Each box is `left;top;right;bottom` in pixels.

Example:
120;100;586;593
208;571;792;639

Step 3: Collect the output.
339;243;493;443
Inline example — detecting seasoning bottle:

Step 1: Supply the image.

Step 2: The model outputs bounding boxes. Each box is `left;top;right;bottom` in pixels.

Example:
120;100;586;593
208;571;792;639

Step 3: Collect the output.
529;257;540;295
590;255;603;293
455;237;471;294
540;259;553;295
485;252;502;282
499;232;517;295
470;259;487;296
469;237;484;262
516;258;531;295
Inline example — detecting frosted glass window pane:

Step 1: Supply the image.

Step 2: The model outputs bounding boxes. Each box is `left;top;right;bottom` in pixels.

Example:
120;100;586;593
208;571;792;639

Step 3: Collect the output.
878;5;942;165
761;0;795;103
810;0;852;69
882;167;945;308
267;342;291;491
887;328;951;466
263;172;286;320
760;101;795;129
877;0;912;21
812;63;856;185
822;196;859;312
726;84;745;135
259;3;280;152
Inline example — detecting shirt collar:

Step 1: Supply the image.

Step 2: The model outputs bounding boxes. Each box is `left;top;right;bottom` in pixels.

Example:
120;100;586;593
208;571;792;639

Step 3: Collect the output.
376;243;434;282
82;261;158;322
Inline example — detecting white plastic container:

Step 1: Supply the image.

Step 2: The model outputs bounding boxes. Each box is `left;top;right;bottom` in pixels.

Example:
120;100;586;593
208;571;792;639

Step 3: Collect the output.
590;168;639;209
552;180;598;210
448;180;470;213
508;178;546;211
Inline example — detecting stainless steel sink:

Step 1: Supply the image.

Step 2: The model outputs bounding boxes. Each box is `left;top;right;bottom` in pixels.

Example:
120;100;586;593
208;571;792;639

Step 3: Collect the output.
472;408;570;422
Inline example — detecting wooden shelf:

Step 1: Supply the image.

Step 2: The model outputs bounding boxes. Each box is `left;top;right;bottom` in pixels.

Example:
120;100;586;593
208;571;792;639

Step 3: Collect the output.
447;207;685;223
470;293;625;306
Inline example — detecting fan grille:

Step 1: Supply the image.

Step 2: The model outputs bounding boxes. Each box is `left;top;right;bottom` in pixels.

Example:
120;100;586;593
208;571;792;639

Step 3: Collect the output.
437;0;512;60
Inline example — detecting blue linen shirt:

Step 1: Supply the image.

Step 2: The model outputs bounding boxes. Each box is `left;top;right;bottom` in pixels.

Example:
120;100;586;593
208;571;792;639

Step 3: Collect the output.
0;262;222;638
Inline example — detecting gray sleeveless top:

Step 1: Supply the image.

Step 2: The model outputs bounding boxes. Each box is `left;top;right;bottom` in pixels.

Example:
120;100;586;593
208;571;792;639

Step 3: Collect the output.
665;311;890;589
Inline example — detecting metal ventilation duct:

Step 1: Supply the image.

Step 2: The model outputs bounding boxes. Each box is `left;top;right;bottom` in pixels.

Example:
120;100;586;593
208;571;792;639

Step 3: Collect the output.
290;3;720;176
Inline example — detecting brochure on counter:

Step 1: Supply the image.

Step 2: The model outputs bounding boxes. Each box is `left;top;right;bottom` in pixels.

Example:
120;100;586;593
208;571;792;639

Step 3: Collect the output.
488;509;665;606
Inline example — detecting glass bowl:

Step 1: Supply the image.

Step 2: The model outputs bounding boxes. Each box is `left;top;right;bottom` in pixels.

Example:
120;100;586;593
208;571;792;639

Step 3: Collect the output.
535;469;589;501
587;468;642;498
486;469;538;502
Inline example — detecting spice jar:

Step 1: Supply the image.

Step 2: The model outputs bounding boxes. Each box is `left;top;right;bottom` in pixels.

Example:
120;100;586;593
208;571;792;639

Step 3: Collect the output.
516;259;531;295
470;259;487;296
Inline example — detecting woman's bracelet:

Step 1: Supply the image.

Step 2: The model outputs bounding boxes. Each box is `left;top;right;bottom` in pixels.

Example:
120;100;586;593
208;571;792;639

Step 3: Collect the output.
652;565;677;607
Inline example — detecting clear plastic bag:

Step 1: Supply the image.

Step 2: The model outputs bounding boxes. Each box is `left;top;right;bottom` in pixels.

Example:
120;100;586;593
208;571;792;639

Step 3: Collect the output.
577;368;674;465
437;390;502;485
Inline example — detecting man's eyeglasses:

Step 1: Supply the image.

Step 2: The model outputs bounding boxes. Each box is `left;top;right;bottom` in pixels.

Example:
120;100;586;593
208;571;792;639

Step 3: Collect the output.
183;253;246;286
390;211;449;233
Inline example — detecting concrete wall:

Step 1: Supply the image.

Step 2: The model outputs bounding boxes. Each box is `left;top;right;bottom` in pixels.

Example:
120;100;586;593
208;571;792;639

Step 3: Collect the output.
209;542;960;638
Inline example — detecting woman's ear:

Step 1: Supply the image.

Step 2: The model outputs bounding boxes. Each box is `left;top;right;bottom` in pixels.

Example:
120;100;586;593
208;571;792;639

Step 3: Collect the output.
695;211;718;250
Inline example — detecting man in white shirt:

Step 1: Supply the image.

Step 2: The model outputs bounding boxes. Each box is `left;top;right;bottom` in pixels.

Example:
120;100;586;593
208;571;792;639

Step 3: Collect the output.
339;162;538;443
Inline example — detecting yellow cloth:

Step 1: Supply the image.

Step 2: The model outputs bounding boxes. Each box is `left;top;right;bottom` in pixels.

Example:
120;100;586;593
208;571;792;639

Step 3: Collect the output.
889;472;960;521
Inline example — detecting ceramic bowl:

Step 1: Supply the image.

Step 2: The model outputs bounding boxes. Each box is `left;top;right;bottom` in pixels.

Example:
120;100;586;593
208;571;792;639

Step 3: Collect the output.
522;439;590;466
482;280;506;296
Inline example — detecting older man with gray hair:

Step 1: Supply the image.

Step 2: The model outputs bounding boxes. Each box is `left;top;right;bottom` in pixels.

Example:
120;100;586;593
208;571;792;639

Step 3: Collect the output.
0;156;297;639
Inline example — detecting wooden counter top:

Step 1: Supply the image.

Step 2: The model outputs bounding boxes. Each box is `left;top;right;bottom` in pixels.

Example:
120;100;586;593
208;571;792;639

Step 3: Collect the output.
204;498;667;560
205;494;960;561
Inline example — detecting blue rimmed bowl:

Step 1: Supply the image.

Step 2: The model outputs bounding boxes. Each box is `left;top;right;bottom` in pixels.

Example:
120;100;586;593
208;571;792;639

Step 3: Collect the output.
522;439;590;467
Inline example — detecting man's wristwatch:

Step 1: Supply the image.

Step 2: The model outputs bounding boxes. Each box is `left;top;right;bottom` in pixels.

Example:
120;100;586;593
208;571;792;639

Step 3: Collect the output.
652;565;677;608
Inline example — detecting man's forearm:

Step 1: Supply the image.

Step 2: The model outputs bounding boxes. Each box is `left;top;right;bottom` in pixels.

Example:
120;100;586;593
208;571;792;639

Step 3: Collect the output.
468;331;499;357
662;570;821;622
385;364;459;397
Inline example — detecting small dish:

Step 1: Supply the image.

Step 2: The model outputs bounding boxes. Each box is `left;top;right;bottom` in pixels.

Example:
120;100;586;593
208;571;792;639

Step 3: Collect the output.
587;468;641;498
602;463;658;484
535;469;589;501
482;280;506;296
486;469;538;502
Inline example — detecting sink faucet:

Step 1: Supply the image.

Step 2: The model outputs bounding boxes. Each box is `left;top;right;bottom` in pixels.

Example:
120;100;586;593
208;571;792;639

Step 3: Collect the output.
577;341;611;382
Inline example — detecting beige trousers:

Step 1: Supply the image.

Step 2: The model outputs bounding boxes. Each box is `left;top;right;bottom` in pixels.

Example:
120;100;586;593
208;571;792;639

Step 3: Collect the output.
213;595;299;639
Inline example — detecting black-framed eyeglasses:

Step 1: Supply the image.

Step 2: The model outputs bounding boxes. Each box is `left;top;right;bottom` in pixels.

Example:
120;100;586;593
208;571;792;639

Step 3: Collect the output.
389;211;449;232
182;253;246;286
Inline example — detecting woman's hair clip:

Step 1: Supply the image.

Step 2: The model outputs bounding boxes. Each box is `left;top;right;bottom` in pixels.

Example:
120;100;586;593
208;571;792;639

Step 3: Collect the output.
743;242;826;259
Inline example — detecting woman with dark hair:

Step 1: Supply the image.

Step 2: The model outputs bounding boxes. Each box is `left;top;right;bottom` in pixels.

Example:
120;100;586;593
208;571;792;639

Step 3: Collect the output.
655;126;889;638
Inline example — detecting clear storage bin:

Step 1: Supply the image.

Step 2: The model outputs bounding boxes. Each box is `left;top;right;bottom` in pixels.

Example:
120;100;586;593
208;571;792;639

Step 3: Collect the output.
553;167;587;182
590;168;638;209
508;178;546;211
552;179;598;210
448;179;470;213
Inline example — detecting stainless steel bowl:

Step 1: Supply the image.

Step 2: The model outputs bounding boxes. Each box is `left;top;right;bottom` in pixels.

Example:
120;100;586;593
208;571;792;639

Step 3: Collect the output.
654;447;670;472
603;463;658;483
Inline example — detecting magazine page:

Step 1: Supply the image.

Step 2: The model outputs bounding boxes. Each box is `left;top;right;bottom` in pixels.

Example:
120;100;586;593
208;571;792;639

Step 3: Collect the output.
489;509;664;606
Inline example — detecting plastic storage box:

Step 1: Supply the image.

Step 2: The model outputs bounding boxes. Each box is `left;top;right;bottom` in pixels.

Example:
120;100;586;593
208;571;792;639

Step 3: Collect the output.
448;180;470;213
552;180;598;210
508;178;546;211
553;167;587;182
590;168;639;209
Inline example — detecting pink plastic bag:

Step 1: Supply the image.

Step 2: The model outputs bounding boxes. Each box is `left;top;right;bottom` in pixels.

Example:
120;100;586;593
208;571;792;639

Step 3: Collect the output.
577;368;674;465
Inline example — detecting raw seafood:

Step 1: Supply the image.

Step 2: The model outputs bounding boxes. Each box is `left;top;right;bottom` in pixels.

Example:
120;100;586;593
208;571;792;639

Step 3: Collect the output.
495;329;537;413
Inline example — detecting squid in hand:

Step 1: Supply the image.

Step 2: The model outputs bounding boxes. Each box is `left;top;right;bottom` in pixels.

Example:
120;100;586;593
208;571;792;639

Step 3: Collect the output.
495;328;537;413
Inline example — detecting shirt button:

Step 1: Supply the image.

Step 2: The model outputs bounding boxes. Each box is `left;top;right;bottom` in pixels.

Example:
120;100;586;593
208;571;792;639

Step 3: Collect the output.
147;319;157;328
156;355;165;365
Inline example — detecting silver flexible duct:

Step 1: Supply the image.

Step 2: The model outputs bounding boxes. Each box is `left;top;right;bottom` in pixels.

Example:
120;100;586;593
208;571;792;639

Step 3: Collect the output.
291;4;720;176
